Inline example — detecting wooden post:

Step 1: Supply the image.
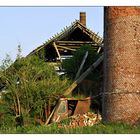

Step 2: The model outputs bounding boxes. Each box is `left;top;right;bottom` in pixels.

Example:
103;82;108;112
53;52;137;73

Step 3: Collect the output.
45;104;57;125
48;100;51;116
45;101;51;120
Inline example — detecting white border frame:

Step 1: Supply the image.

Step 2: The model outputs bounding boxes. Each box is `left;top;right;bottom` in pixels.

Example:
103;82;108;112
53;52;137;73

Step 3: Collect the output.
0;0;139;6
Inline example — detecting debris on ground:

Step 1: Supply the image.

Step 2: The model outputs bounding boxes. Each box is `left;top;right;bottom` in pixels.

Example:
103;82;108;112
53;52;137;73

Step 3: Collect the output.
46;97;91;125
58;112;102;128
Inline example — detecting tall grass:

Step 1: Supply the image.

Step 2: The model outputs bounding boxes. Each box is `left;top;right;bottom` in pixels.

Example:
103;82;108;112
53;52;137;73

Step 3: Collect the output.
0;122;140;134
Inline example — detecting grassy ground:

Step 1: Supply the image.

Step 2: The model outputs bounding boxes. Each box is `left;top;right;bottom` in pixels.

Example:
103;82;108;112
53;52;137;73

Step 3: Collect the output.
0;122;140;134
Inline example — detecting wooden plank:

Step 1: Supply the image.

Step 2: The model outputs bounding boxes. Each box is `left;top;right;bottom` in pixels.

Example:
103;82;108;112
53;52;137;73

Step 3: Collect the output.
57;44;99;47
45;104;57;125
57;46;98;50
57;48;64;51
74;51;88;80
57;45;76;51
97;47;101;54
53;42;62;62
56;41;98;44
56;42;99;47
63;55;104;96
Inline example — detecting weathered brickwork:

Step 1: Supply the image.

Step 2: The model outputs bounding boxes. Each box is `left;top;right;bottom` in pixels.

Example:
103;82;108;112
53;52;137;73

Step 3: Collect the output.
105;6;140;20
103;93;140;124
103;7;140;124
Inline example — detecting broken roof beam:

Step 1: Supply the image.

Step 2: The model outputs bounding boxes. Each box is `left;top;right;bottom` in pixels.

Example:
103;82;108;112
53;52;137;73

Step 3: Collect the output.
58;46;98;50
28;20;103;57
74;51;88;80
56;41;98;44
97;47;102;54
56;43;98;46
57;45;76;52
53;42;62;62
56;41;100;47
63;55;104;96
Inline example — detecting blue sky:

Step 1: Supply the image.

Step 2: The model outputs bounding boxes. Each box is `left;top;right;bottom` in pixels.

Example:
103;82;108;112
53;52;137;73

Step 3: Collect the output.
0;7;103;63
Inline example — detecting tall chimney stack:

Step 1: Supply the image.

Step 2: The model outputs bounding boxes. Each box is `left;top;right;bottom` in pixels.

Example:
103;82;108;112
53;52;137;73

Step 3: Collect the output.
80;12;86;26
103;6;140;125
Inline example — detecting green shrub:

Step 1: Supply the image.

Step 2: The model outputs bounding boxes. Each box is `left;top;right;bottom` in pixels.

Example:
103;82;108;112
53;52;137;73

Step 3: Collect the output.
0;55;71;127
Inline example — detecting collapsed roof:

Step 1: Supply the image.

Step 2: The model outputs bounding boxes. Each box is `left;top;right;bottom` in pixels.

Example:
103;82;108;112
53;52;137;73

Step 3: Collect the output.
27;12;103;62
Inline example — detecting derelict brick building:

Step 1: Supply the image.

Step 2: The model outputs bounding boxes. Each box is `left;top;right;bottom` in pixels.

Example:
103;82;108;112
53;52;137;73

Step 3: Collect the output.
103;7;140;124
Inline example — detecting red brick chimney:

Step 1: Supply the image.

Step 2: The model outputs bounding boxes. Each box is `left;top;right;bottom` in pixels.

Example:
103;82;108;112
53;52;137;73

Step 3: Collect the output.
80;12;86;26
103;6;140;125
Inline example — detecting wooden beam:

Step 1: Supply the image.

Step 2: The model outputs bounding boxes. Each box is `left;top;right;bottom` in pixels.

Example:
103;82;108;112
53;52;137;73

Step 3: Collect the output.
56;41;99;46
57;48;64;51
57;45;76;51
53;42;62;62
74;51;88;80
45;104;57;125
57;44;98;46
97;47;101;54
57;45;98;50
56;41;97;44
63;55;104;96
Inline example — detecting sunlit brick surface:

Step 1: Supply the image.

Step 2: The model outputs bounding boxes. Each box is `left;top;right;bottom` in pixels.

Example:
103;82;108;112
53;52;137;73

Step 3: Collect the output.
103;7;140;124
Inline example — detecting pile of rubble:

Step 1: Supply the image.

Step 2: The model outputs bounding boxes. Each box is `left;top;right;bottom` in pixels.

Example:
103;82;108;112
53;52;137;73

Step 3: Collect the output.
58;112;102;128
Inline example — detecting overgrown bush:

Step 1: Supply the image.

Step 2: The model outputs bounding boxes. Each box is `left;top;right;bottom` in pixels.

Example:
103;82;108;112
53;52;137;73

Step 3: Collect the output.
0;55;71;127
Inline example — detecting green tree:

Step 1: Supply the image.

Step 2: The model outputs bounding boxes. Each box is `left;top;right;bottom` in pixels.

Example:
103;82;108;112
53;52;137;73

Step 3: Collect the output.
0;54;13;71
16;44;22;59
0;55;70;127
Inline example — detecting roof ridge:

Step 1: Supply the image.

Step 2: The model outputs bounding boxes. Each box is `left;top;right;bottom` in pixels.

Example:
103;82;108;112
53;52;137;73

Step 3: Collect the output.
28;20;103;56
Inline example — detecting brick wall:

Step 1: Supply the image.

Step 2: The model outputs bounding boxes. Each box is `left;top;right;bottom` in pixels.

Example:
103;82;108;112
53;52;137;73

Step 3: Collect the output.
103;7;140;124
